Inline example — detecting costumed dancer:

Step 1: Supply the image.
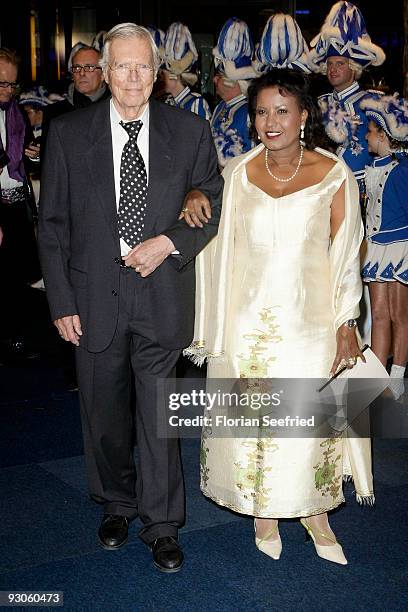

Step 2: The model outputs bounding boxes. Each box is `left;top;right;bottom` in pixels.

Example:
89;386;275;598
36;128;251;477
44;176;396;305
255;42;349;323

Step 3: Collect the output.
307;0;386;344
91;31;107;54
308;1;385;203
161;22;211;120
252;12;311;75
211;17;256;168
147;27;169;102
360;93;408;399
19;88;64;291
146;26;165;56
19;87;62;201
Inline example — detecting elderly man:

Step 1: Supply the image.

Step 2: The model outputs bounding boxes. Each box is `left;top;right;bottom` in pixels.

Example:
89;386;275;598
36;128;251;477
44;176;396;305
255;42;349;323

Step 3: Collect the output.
41;44;110;147
38;23;222;573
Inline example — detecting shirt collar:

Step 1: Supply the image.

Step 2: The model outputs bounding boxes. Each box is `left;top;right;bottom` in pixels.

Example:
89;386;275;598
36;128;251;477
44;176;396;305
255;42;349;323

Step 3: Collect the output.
110;98;150;129
333;81;360;102
226;93;246;108
372;154;392;167
174;87;191;104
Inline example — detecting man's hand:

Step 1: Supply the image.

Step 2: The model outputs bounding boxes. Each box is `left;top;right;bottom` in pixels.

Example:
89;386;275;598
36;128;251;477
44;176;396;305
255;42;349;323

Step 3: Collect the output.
25;143;41;160
0;226;3;247
179;189;211;228
54;314;82;346
123;235;175;277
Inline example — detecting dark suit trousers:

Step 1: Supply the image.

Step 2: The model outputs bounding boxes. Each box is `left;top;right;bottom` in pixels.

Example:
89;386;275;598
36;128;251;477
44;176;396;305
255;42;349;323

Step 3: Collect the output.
75;266;184;544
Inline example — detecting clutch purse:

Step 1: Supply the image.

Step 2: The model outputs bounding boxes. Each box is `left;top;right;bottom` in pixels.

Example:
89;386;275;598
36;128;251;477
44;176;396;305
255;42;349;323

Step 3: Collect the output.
318;345;390;437
318;345;389;392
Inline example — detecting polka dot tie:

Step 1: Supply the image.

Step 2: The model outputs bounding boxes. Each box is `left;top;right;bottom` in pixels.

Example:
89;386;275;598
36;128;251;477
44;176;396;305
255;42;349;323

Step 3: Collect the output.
118;120;147;248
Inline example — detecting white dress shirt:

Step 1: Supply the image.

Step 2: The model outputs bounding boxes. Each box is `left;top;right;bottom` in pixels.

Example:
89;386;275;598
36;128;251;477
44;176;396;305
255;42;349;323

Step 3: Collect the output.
110;99;150;255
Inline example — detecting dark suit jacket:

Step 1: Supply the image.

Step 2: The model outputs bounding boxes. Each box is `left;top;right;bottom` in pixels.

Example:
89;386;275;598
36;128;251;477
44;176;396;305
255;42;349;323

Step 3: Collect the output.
38;97;223;352
40;87;112;159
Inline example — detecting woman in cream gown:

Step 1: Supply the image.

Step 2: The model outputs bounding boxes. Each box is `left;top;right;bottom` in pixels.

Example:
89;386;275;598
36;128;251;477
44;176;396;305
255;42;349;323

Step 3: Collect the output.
186;69;374;565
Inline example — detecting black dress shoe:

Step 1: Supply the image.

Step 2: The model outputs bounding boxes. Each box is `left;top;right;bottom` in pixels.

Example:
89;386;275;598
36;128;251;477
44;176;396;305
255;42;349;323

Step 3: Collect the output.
151;536;184;573
98;514;129;550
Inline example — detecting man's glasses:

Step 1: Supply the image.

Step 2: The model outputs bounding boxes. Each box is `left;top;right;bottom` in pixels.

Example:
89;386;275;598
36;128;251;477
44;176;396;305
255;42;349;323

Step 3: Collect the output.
71;64;102;73
0;81;19;89
109;63;154;78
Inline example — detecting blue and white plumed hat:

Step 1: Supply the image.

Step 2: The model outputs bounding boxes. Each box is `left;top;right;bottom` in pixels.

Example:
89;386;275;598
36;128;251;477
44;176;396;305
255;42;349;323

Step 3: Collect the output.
213;17;256;85
91;31;107;53
360;94;408;142
147;26;165;51
253;13;310;75
163;22;199;84
308;1;385;73
19;86;63;108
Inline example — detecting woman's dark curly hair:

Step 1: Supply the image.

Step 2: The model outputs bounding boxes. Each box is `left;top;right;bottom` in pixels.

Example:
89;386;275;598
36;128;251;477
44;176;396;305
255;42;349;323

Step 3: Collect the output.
247;68;328;150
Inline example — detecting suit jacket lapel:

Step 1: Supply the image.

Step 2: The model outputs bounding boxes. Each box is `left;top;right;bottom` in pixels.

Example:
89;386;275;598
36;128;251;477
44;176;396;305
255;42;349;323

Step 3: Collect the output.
85;98;119;246
85;98;174;246
144;99;174;237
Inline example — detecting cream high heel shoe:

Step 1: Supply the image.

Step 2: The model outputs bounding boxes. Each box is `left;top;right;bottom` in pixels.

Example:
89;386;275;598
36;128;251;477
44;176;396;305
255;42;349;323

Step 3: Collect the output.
300;518;348;565
254;519;282;560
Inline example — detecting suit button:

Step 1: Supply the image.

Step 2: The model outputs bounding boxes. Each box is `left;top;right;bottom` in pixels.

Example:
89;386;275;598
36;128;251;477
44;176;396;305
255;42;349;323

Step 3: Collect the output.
114;257;120;264
112;290;118;296
373;227;377;231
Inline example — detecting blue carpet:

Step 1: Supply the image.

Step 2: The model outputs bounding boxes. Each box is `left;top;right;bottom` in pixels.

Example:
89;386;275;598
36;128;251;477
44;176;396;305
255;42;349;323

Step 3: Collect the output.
1;506;406;612
0;390;83;467
0;361;407;611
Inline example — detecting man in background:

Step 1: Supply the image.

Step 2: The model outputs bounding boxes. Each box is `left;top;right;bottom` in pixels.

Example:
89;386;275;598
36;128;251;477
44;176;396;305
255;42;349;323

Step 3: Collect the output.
41;44;110;146
308;1;386;199
0;48;40;360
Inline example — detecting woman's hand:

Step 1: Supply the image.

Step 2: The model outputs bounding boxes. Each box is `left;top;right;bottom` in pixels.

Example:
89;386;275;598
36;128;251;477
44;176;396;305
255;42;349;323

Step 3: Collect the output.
179;190;211;228
329;325;366;377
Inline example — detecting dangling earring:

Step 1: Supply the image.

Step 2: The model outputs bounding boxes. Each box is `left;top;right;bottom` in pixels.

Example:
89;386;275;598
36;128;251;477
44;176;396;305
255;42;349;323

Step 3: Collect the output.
257;134;261;141
300;124;305;141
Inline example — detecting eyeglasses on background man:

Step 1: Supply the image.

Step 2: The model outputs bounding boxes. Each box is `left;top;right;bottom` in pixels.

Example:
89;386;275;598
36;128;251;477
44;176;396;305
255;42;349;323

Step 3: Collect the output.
71;64;102;73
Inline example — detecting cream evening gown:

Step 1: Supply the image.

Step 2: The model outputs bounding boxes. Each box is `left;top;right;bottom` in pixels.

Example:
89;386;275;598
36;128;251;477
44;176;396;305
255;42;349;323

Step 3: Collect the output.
197;147;374;518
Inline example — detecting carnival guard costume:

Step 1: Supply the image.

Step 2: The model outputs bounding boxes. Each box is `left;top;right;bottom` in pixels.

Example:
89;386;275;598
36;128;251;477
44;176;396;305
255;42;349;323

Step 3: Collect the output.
211;18;255;167
162;22;211;120
308;1;385;190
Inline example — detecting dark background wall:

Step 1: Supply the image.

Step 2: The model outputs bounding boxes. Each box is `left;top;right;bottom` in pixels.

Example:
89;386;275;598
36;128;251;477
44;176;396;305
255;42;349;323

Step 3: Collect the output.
1;0;405;93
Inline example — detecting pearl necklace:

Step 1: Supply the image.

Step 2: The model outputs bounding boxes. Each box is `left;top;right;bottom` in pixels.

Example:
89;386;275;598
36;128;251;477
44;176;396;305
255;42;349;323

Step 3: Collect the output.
264;145;304;182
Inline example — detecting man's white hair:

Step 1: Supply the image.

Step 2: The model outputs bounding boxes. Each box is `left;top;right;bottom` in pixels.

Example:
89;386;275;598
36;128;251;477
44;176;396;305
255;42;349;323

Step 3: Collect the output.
100;22;161;77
